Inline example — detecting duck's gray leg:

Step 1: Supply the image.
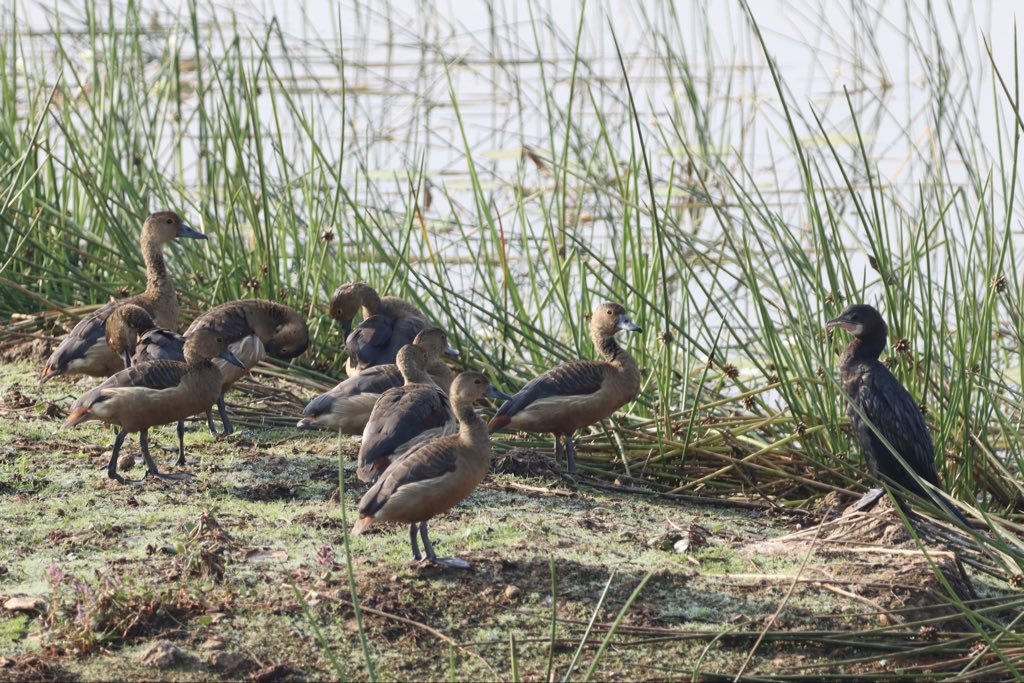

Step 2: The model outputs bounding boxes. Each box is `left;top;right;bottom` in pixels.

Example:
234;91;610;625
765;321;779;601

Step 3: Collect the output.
140;430;192;482
420;520;471;570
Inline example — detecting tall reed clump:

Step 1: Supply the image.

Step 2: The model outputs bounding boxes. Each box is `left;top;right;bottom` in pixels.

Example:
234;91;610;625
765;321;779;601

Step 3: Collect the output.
2;0;1024;606
2;0;1023;509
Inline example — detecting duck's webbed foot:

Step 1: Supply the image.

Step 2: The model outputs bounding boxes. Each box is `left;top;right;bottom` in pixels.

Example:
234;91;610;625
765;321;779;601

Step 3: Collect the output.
419;521;472;570
140;430;193;483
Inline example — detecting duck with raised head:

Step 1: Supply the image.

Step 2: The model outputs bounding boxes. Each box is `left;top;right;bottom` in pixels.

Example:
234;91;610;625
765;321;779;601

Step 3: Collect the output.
297;327;458;434
356;342;458;483
826;303;970;526
351;372;511;569
489;302;642;474
62;325;244;484
40;211;206;383
329;282;429;376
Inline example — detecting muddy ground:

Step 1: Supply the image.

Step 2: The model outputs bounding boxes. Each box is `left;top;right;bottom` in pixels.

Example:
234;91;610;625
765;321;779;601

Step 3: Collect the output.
0;359;1012;680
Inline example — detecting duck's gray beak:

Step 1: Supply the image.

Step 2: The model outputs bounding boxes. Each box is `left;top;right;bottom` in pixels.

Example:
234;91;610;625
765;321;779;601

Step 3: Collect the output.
617;314;642;333
220;348;245;368
486;385;512;401
179;223;208;240
444;345;459;357
341;320;352;337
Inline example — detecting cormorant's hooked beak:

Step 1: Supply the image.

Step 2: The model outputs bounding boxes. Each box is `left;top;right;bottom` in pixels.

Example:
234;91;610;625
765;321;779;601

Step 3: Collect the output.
443;345;459;357
179;223;208;240
486;385;512;402
617;314;642;333
220;348;246;368
825;316;857;333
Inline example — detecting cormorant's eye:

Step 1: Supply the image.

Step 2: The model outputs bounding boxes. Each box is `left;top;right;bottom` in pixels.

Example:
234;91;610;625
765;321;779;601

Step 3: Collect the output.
849;314;859;322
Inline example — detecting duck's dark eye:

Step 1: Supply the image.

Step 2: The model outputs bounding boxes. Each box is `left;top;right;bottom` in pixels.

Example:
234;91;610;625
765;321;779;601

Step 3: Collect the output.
166;218;172;224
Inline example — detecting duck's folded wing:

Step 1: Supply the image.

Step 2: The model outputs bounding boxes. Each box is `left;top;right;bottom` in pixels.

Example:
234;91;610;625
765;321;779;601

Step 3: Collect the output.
494;360;606;420
346;315;393;367
133;328;185;363
333;364;404;398
40;303;117;380
358;440;458;517
358;388;453;470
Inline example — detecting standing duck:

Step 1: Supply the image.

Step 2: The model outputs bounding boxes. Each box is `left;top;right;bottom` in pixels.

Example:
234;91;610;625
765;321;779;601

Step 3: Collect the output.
329;282;429;376
488;302;642;474
355;342;457;483
826;304;969;525
296;327;458;433
40;211;206;382
351;372;510;568
62;325;244;483
131;299;309;435
104;304;188;467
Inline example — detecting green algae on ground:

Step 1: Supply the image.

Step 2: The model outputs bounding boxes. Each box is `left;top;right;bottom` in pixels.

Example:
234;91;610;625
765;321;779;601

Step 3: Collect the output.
0;360;1013;679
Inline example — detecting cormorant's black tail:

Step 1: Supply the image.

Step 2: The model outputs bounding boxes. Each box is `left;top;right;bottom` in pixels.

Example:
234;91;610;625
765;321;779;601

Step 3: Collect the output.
934;491;973;529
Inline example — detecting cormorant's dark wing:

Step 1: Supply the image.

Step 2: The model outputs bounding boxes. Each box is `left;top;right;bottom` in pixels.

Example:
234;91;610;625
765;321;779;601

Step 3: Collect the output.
492;360;606;422
847;364;940;492
357;437;458;518
358;385;453;475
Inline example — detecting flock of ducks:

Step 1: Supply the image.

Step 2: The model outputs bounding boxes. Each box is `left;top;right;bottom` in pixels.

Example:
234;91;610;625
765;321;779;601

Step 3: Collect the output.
41;211;971;568
43;212;644;566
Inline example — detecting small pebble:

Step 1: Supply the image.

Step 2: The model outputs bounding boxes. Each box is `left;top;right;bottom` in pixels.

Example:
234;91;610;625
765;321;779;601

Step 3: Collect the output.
502;584;521;601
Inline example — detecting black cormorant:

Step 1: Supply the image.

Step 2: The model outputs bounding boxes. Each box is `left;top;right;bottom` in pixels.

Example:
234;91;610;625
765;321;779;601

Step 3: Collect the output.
827;303;969;526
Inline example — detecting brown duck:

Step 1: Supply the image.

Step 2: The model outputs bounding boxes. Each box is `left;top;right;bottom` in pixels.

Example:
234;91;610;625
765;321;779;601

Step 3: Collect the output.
132;299;309;435
40;211;206;382
329;282;429;376
63;325;244;483
351;372;510;569
296;327;458;433
488;302;642;473
103;304;190;468
355;342;458;483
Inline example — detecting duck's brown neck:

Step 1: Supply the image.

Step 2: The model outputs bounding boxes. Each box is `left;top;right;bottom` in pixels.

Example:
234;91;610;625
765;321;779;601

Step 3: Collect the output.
183;349;214;369
595;330;636;369
358;289;383;317
453;397;487;443
246;301;308;358
400;364;432;385
376;295;422;319
140;232;174;302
